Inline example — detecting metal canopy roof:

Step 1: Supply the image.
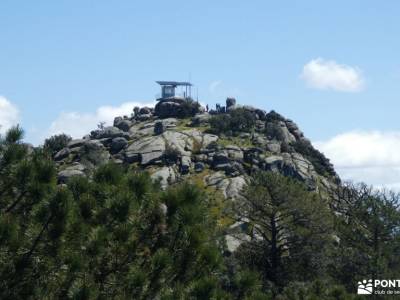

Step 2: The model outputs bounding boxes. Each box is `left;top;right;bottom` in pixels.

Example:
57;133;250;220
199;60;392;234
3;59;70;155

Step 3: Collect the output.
156;81;193;86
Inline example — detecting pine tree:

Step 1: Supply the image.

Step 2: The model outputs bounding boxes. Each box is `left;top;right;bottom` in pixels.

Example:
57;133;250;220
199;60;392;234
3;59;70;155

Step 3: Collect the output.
0;126;64;299
233;171;334;289
0;126;230;298
5;125;398;299
43;133;72;156
332;183;400;291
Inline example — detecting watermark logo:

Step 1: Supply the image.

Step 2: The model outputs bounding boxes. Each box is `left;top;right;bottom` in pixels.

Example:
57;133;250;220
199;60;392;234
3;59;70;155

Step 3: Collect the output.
357;279;373;295
357;279;400;295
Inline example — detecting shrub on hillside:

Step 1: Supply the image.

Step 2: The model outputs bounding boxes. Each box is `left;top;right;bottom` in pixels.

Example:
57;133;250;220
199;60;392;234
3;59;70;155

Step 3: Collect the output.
209;108;255;135
264;122;285;141
176;99;202;118
234;171;334;287
292;139;336;178
164;144;180;165
43;133;72;156
4;126;398;299
0;139;227;299
265;110;285;123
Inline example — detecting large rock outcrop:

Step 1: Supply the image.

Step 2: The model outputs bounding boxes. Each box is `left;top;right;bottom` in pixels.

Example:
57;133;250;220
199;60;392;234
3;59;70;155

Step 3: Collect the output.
53;100;340;253
154;97;203;118
54;102;338;200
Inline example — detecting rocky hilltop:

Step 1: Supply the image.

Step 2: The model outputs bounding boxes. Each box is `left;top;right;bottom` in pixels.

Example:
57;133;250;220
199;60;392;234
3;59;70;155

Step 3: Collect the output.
54;97;339;205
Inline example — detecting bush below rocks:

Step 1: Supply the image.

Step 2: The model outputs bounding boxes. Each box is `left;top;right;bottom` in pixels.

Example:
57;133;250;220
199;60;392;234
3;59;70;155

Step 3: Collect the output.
163;145;180;165
291;139;337;178
44;133;72;156
209;108;256;135
154;121;165;135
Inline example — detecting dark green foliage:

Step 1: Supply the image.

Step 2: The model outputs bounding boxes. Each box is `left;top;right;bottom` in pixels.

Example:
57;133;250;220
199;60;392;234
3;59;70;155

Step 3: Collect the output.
163;144;180;165
275;280;355;300
264;122;285;141
177;98;202;118
209;108;256;135
2;125;400;298
331;183;400;291
0;127;60;299
0;127;227;298
209;113;231;134
92;161;124;184
264;110;337;179
234;172;334;288
265;110;286;123
232;270;265;299
292;139;337;178
4;124;24;143
43;133;72;155
62;170;224;299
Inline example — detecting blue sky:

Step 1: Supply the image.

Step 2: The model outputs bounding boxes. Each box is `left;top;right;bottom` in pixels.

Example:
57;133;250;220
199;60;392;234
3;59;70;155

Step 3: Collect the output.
1;1;400;187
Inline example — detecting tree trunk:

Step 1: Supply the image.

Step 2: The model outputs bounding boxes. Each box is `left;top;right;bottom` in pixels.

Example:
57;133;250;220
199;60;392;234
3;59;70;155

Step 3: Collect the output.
270;214;279;284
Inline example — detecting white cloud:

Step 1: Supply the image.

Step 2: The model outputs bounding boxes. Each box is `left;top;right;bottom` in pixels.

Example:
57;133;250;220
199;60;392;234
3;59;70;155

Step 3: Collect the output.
47;101;155;140
301;58;364;92
314;131;400;189
0;96;20;134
